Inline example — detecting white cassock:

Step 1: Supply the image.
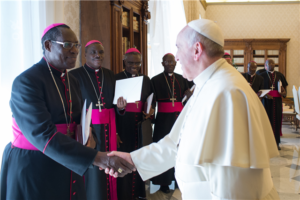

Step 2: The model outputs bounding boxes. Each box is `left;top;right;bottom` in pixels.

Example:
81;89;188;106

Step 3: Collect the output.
131;58;280;200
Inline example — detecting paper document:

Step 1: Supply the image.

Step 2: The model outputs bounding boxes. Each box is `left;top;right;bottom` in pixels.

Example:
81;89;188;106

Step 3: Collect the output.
144;93;153;114
259;89;271;97
113;76;144;104
80;100;93;145
278;80;282;93
182;85;196;103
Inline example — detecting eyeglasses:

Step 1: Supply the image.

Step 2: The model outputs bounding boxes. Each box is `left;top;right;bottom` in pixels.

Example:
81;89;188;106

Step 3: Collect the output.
164;61;175;65
127;62;142;66
51;41;81;49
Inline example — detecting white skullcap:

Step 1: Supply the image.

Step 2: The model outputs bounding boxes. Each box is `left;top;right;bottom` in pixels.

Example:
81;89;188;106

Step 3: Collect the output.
188;19;224;47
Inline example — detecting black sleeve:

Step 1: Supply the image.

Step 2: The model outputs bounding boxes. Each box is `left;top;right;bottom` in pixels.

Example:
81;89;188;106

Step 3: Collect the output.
10;74;98;176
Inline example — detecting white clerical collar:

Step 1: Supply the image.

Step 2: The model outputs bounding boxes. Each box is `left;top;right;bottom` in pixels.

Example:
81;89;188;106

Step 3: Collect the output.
168;73;173;76
193;58;225;89
251;74;255;77
268;70;275;74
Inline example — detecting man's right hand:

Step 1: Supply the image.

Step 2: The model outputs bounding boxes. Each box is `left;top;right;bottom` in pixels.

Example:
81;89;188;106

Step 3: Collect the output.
105;151;135;177
92;152;135;177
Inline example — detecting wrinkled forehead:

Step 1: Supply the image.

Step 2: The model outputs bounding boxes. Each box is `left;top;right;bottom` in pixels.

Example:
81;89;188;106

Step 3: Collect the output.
86;43;104;51
58;27;78;42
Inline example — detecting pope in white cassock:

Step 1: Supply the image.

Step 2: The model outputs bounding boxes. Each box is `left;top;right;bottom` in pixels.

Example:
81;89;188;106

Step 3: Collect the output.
107;19;280;199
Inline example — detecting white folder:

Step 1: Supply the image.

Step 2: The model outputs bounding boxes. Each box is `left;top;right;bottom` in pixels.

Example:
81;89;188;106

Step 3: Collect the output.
113;76;144;104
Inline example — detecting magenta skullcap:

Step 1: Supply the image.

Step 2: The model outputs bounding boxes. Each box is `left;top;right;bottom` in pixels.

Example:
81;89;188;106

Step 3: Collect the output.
125;48;141;54
164;53;174;57
85;40;103;48
224;52;230;56
41;23;66;39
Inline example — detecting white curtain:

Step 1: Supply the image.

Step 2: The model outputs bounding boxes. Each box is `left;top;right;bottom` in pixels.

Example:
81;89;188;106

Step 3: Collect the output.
148;0;187;78
0;0;65;164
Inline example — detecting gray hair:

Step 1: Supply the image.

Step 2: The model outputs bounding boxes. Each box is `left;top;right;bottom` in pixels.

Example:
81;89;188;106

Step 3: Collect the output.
186;27;224;58
124;52;143;61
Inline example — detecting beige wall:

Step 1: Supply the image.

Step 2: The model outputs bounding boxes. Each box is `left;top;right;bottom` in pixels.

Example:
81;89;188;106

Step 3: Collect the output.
53;1;80;68
206;4;300;96
183;0;206;23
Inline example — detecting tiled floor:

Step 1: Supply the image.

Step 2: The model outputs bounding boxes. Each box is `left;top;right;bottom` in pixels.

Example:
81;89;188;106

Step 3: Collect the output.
146;125;300;200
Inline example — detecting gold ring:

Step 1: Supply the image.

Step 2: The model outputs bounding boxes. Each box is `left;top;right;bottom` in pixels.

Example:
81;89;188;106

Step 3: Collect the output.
118;168;123;173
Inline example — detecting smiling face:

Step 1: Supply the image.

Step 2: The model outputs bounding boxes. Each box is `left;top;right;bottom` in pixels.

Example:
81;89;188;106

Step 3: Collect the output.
124;53;142;75
85;43;104;69
162;54;176;73
44;27;79;71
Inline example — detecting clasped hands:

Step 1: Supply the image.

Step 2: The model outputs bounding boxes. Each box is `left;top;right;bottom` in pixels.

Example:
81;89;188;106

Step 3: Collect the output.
92;151;135;178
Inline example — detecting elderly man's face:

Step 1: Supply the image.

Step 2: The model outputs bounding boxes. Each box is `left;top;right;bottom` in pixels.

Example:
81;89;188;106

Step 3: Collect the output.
162;55;176;73
85;43;105;69
47;28;79;70
175;32;195;81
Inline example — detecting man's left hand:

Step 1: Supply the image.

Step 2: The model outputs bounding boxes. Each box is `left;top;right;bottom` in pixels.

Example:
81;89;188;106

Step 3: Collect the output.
117;97;127;110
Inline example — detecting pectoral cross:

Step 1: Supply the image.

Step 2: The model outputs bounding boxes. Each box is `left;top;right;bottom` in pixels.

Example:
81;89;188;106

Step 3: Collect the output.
170;97;176;107
135;101;139;108
96;100;103;112
270;85;275;91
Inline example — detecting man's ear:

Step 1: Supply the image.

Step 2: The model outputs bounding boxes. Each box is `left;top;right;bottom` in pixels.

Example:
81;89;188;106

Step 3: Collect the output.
194;42;203;61
44;40;52;53
161;62;164;67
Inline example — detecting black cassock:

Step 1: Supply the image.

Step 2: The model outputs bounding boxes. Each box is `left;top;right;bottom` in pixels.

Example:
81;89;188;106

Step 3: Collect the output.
0;58;97;200
242;73;264;93
151;72;189;186
256;68;266;75
70;64;119;200
261;71;288;145
115;70;155;200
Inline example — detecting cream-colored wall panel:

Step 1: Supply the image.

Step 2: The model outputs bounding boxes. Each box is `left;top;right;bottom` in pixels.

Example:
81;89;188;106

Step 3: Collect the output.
206;4;300;96
184;0;206;23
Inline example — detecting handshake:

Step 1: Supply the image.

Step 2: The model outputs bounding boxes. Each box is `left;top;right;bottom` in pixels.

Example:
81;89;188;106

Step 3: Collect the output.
92;151;134;178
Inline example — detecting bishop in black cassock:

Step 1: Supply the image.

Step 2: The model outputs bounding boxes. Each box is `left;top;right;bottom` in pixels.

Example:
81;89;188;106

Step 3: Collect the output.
0;24;98;200
0;24;134;200
70;40;126;200
242;61;264;94
260;59;288;150
150;53;192;193
115;48;155;200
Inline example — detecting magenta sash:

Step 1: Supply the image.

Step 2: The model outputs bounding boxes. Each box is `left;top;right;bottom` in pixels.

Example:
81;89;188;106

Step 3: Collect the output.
269;90;282;98
158;102;183;113
125;101;144;113
12;118;76;151
91;108;117;200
